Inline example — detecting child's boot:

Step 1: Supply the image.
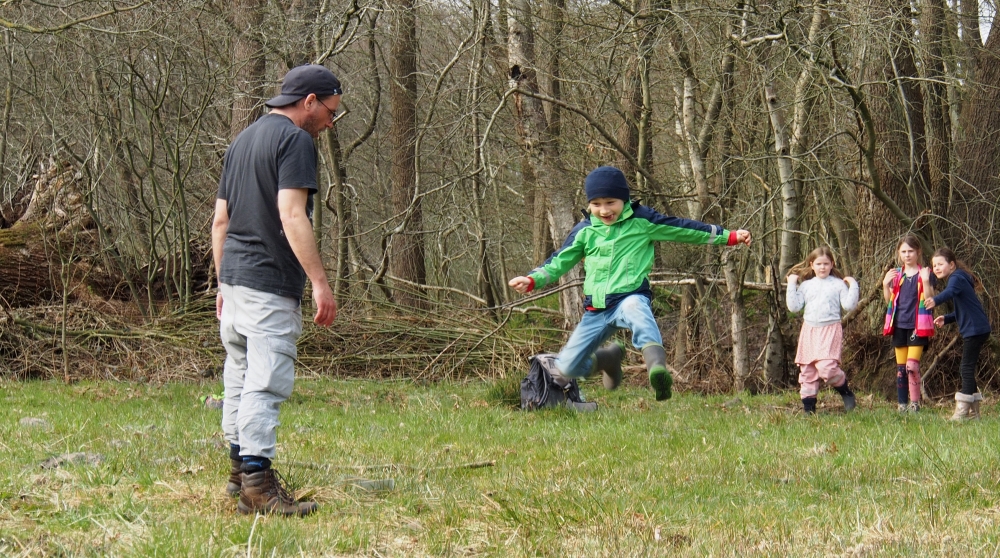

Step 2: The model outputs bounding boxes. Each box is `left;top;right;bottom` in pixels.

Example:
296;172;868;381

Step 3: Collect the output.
594;342;625;390
972;392;984;419
833;382;856;412
950;392;976;421
906;362;921;413
802;396;817;415
642;344;672;401
896;364;908;413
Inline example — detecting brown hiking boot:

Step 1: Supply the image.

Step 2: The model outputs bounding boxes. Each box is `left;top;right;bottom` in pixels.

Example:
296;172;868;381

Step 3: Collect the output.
225;459;242;497
238;469;318;517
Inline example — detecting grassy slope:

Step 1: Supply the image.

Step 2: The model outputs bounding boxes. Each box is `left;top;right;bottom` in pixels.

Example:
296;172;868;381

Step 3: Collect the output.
2;378;1000;557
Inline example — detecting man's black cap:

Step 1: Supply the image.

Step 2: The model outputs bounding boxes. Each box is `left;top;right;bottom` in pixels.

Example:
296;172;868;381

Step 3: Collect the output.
264;64;342;108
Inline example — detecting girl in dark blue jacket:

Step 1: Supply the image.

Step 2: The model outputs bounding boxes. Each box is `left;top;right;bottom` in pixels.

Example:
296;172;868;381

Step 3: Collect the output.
924;247;992;420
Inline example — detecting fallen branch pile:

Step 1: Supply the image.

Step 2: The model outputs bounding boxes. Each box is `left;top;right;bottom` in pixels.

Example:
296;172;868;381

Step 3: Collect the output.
0;294;547;382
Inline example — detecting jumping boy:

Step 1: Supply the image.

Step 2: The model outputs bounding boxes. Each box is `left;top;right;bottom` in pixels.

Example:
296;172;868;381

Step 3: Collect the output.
508;166;752;400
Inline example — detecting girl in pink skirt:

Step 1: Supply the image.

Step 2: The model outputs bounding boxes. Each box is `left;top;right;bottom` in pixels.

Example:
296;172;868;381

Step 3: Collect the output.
786;247;860;414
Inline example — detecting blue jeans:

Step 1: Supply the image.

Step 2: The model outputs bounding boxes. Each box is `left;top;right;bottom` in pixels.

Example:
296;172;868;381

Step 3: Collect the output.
555;294;663;378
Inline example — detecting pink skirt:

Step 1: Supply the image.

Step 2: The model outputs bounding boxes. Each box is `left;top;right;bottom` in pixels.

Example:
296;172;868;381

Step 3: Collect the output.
795;323;843;365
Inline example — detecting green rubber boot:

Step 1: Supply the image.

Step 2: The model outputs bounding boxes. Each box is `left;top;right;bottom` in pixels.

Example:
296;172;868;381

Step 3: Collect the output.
642;344;672;401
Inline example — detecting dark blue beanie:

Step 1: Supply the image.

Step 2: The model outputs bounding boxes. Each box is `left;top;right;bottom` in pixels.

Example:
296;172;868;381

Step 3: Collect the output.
584;166;630;202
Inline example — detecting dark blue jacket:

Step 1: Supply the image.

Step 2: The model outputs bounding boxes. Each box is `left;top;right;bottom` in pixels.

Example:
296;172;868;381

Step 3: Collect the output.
931;269;992;338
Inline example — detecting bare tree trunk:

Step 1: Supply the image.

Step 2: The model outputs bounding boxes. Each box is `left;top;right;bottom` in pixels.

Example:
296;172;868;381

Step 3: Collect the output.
664;0;730;367
921;0;953;245
471;0;498;310
541;0;563;141
761;81;797;388
756;2;825;389
507;0;581;326
850;0;928;277
954;26;1000;324
764;82;798;274
324;125;351;302
229;0;266;140
959;0;981;83
387;0;426;308
723;251;749;391
617;0;657;192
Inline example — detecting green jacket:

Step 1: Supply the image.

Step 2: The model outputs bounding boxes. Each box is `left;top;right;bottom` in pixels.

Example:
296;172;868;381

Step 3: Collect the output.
528;202;736;309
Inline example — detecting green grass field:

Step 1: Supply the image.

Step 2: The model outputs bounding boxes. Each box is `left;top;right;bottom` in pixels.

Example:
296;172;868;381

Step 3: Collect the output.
2;378;1000;557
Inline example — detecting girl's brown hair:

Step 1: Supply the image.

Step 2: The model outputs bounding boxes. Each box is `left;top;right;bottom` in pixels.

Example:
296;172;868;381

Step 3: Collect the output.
787;246;844;281
932;247;983;290
895;232;925;266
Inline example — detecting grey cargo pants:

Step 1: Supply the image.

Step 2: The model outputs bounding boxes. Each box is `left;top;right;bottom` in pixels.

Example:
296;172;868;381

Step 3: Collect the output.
219;283;302;459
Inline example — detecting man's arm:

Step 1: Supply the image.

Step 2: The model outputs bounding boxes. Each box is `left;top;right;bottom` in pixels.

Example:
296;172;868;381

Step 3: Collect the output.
278;188;337;327
211;198;230;319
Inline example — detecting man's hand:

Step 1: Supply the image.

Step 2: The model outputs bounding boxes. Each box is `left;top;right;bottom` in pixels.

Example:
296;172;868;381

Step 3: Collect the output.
508;276;532;294
735;229;752;246
312;282;337;327
216;291;224;320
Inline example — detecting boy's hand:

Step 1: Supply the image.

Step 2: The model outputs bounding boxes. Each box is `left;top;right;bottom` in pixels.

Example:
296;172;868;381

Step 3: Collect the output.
508;276;533;294
735;230;752;246
934;315;945;328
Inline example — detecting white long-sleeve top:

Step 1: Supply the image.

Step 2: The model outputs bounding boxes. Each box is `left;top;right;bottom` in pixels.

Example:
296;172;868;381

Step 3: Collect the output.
786;275;860;327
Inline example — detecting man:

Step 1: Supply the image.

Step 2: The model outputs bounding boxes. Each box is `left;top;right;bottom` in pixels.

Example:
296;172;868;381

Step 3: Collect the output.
212;64;340;516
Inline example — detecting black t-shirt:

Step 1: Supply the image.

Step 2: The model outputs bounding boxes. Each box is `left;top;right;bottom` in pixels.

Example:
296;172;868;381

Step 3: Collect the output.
217;114;317;299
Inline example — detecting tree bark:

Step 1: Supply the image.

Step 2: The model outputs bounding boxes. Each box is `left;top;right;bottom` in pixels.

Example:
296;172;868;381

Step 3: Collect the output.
387;0;427;308
954;25;1000;324
617;0;657;192
229;0;266;140
507;0;581;326
664;0;730;367
852;0;927;276
471;0;498;311
920;0;953;245
723;251;749;391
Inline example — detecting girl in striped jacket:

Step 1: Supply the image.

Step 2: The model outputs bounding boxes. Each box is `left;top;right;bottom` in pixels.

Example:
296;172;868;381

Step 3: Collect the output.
882;233;936;413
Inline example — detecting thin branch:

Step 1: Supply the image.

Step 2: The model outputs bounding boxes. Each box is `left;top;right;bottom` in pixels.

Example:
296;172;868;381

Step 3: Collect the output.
0;1;151;33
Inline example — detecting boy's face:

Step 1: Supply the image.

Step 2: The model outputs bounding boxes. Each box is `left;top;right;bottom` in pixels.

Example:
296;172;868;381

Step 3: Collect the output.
588;197;625;225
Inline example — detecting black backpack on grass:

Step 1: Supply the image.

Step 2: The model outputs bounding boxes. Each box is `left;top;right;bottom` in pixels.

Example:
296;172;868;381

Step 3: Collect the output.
520;354;586;410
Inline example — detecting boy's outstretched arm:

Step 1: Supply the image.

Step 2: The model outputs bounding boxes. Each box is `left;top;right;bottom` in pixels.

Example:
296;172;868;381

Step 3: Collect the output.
510;220;588;295
637;205;750;246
